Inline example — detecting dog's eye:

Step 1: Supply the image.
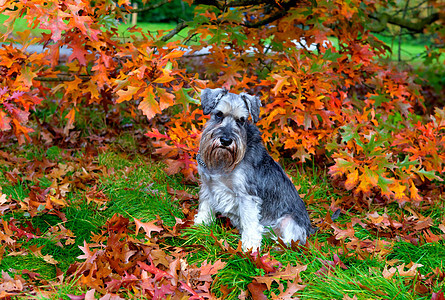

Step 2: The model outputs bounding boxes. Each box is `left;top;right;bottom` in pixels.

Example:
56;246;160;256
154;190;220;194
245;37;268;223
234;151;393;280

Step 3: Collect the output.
215;111;224;120
237;117;246;125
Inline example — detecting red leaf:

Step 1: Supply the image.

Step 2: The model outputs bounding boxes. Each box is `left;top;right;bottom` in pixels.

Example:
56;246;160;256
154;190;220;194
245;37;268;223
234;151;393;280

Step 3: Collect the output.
432;290;445;300
138;260;173;281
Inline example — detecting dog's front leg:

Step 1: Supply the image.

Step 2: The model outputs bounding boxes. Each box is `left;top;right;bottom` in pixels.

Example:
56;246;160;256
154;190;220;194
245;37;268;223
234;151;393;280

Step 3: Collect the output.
238;195;264;251
194;185;214;225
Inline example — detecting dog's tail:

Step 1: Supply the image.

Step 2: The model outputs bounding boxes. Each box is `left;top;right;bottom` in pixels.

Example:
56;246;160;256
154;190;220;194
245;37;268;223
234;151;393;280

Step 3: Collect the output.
311;208;341;234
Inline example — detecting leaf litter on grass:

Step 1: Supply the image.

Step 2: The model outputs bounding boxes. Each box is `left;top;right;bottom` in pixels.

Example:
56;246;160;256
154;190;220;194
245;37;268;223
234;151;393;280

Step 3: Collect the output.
0;135;444;299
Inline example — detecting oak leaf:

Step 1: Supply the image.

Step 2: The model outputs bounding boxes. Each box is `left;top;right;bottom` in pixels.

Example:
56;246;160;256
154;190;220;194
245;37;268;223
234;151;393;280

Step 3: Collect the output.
134;218;163;238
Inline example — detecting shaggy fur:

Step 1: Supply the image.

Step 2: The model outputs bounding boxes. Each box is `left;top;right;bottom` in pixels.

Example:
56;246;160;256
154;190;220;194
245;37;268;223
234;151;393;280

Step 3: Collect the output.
195;88;315;251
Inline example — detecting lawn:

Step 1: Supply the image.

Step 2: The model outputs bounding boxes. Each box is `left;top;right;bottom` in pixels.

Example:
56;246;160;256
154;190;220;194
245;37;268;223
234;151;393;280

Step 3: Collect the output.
0;127;444;298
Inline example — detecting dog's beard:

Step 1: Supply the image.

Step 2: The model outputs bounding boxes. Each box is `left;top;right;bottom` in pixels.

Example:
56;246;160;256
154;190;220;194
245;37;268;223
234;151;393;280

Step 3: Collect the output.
200;131;246;172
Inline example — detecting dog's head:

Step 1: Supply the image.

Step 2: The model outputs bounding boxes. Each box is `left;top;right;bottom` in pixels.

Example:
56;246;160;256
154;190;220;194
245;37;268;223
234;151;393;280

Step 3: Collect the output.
199;88;262;172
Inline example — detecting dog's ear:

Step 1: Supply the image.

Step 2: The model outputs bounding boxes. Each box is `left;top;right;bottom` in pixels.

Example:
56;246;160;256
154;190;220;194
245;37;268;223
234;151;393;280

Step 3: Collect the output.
240;93;262;123
201;88;227;115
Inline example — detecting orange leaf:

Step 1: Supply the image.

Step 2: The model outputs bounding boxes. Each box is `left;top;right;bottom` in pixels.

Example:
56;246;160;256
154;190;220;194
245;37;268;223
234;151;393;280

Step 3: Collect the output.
116;86;140;103
138;87;161;119
391;182;408;202
271;74;289;95
157;88;175;110
409;181;422;202
0;111;12;131
344;169;359;190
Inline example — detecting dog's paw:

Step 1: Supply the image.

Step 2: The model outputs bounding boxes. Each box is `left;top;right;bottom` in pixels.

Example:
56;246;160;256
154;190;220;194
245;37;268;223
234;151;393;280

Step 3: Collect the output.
241;236;262;252
194;213;211;226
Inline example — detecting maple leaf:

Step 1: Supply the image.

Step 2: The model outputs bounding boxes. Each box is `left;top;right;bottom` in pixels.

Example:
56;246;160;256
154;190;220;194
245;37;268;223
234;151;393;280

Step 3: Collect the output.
0;271;25;294
134;218;163;238
68;42;90;65
331;222;355;240
316;254;348;275
344;169;359;190
174;87;199;111
432;290;445;300
382;262;423;279
138;260;173;281
254;264;307;291
84;289;96;300
17;66;37;87
64;108;76;136
271;280;306;299
271;74;290;95
156;88;175;110
251;252;282;274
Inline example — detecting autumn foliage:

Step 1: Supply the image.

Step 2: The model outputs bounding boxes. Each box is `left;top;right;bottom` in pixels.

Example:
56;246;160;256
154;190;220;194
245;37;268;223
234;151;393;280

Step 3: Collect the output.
0;0;444;297
0;0;444;201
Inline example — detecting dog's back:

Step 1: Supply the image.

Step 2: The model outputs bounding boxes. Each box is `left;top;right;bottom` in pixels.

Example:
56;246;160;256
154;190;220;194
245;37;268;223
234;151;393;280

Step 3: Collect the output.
240;123;315;244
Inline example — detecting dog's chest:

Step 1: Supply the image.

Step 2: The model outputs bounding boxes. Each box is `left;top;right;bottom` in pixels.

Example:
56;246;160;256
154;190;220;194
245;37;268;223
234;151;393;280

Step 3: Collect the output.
202;171;245;215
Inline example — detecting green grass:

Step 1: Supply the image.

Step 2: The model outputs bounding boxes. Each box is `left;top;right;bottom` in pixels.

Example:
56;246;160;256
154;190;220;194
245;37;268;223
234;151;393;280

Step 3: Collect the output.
0;146;334;298
97;152;186;226
1;141;444;299
372;33;433;62
0;146;187;282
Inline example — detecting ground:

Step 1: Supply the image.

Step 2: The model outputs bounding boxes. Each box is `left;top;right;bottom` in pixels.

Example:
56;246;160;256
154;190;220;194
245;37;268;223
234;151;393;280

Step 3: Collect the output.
0;131;444;299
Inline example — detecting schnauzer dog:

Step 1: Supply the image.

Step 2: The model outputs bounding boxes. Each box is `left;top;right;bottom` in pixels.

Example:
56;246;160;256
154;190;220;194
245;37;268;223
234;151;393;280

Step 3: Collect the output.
194;88;315;251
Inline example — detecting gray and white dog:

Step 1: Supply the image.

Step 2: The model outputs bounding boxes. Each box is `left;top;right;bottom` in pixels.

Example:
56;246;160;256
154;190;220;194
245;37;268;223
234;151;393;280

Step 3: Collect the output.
194;88;315;251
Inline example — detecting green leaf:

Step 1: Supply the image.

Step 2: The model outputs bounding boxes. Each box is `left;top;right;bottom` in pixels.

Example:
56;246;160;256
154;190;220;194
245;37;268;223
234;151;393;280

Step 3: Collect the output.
323;48;342;62
340;124;359;143
377;174;395;193
397;156;418;171
415;168;443;182
174;88;199;111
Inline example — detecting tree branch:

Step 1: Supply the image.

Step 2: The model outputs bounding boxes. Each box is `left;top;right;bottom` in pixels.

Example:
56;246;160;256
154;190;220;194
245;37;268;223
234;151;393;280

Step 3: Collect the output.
160;21;189;42
243;0;299;28
129;0;170;13
243;10;287;28
34;74;91;82
157;0;302;42
369;12;440;33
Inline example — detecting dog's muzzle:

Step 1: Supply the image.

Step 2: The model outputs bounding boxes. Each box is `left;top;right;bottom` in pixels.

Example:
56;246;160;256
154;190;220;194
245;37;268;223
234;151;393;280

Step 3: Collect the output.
219;136;233;147
199;130;246;172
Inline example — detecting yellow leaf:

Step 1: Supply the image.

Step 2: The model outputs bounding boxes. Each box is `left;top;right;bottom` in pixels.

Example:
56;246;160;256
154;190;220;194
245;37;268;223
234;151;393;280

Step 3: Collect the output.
390;182;407;202
48;195;67;207
409;181;422;202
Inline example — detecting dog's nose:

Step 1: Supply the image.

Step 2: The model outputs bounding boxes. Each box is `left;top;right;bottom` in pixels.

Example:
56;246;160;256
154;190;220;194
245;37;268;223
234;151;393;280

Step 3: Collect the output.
220;136;233;147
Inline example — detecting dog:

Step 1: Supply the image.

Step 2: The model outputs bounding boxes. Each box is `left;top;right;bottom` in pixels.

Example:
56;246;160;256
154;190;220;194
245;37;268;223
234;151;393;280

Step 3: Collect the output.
194;88;315;251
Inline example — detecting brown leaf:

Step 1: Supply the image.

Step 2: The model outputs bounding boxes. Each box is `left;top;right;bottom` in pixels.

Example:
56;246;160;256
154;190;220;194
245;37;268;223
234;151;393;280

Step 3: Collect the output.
248;281;268;300
272;280;306;299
